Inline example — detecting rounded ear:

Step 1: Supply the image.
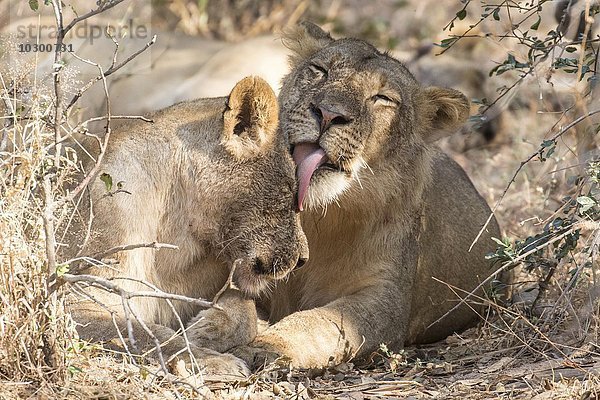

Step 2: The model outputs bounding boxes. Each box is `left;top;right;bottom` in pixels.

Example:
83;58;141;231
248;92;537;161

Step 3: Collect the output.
281;21;334;66
419;87;470;143
222;76;279;160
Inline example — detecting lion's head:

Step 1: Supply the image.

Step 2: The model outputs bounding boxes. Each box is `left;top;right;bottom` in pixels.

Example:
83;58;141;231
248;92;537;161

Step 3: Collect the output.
213;76;309;296
280;22;471;211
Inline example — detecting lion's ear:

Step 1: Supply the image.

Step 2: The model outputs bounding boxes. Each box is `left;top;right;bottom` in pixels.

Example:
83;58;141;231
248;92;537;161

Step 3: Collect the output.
222;76;278;160
419;87;470;143
281;21;334;66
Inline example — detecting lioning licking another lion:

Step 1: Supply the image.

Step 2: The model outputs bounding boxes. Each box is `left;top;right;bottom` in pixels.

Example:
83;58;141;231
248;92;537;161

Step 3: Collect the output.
227;22;504;369
67;22;504;374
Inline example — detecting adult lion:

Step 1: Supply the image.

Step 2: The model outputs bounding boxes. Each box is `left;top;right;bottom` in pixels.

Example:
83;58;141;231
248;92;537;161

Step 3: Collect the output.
235;23;502;369
64;77;308;376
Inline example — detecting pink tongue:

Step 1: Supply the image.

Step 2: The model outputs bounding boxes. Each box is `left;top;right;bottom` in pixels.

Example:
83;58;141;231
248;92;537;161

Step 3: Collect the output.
293;143;328;211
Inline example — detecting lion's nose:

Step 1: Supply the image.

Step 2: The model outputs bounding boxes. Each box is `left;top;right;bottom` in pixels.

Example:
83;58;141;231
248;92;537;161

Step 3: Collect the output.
312;103;351;133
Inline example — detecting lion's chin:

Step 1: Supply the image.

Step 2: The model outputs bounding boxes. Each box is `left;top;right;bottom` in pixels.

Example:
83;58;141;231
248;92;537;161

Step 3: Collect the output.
232;272;271;298
232;263;292;298
303;169;351;211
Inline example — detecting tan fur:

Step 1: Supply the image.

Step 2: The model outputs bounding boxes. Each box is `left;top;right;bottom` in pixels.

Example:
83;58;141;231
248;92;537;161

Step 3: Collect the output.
63;77;308;377
231;23;503;369
221;78;279;159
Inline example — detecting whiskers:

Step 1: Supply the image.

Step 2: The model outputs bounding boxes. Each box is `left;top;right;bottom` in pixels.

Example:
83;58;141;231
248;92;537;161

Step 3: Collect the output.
215;224;261;259
361;158;374;175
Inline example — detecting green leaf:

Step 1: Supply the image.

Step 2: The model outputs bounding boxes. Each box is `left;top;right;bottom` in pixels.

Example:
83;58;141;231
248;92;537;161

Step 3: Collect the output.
491;237;508;247
67;365;83;376
492;8;500;21
29;0;39;11
100;173;113;192
541;139;555;148
530;15;541;30
577;196;596;213
56;263;70;277
456;9;467;20
565;46;577;53
435;37;458;48
576;196;595;206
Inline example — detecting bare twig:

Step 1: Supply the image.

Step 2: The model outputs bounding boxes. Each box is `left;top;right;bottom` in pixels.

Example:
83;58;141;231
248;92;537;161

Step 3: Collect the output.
430;278;583;363
119;277;204;379
50;0;65;168
77;189;94;258
62;1;127;36
73;286;205;392
44;115;153;152
49;242;179;292
63;274;215;309
469;108;600;252
121;291;138;353
55;58;112;208
212;258;241;304
42;176;57;279
126;301;169;373
52;36;156;211
432;221;583;330
92;242;179;264
65;35;157;112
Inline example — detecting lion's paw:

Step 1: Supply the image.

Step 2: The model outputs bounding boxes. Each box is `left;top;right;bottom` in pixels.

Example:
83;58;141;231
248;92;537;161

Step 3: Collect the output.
231;344;288;371
169;346;250;381
187;291;258;352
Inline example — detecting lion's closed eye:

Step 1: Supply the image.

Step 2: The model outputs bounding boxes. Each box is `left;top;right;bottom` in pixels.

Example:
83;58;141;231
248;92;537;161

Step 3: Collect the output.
308;63;328;79
372;93;398;107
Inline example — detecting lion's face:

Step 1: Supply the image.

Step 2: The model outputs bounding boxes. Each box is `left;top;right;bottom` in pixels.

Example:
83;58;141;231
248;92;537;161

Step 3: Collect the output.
280;23;470;211
214;76;309;297
221;149;308;297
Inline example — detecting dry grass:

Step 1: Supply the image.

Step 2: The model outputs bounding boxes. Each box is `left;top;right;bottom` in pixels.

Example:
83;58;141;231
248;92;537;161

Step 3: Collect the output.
0;51;73;395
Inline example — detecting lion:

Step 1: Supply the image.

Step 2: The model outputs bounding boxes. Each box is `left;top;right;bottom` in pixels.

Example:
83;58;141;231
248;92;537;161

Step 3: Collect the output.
63;76;308;377
230;23;503;369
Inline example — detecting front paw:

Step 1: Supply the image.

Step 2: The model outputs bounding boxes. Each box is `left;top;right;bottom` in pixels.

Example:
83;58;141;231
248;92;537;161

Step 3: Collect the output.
231;344;289;370
168;346;250;381
186;290;257;352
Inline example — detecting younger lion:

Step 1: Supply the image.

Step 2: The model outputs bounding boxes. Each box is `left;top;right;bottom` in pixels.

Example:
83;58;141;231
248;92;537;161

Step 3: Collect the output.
233;23;502;368
64;77;308;376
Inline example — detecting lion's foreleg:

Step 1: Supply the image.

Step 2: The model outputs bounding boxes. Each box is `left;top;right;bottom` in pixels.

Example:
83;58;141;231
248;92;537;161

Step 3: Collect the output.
71;299;250;377
237;287;412;369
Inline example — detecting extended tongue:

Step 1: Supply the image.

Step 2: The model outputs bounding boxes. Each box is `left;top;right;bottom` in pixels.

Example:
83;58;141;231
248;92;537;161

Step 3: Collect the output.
293;143;328;211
